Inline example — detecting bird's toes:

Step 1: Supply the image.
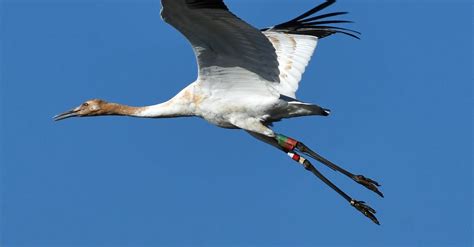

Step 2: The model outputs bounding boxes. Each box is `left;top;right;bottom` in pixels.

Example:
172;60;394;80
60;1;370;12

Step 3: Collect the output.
353;175;384;197
350;199;379;225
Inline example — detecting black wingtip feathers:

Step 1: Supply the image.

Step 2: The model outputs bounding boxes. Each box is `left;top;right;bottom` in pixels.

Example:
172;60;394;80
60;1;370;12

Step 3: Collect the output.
265;0;360;40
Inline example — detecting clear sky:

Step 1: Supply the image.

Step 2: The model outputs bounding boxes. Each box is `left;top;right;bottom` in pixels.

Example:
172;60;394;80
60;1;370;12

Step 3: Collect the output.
1;0;472;246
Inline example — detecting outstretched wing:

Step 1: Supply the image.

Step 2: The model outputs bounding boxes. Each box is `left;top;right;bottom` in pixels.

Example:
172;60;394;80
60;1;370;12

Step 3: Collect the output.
264;32;318;98
160;0;280;98
161;0;359;99
262;0;359;98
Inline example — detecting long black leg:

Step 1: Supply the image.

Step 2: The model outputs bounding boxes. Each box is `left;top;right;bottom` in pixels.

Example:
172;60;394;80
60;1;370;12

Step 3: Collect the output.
277;134;384;197
246;131;381;225
287;151;379;225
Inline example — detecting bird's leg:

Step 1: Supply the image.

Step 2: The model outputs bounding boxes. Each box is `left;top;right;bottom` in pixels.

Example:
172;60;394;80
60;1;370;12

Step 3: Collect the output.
286;151;379;225
275;134;384;197
246;131;380;224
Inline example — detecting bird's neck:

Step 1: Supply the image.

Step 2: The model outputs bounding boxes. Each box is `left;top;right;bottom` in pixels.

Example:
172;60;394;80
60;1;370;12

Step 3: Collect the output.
136;100;194;118
100;103;143;116
102;101;193;118
102;84;198;118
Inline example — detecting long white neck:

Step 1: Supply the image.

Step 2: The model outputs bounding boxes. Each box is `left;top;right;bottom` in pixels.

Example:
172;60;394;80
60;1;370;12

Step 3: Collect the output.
133;84;197;118
135;99;194;118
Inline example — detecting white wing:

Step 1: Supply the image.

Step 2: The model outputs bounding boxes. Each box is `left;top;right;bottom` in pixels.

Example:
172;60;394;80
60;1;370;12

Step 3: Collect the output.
261;1;359;98
264;32;318;98
160;0;281;99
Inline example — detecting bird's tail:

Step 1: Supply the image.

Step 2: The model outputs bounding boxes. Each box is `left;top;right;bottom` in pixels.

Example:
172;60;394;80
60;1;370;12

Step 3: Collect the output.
292;102;331;117
262;0;360;39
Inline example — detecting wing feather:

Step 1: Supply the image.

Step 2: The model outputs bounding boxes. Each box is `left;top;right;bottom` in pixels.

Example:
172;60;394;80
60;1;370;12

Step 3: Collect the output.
161;0;280;96
264;32;318;98
261;1;359;98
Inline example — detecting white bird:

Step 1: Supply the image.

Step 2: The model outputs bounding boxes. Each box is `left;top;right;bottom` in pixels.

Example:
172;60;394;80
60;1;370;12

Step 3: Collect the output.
54;0;383;224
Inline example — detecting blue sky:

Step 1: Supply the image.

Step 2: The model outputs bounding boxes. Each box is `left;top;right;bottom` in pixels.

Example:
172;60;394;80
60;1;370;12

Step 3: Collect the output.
1;0;472;246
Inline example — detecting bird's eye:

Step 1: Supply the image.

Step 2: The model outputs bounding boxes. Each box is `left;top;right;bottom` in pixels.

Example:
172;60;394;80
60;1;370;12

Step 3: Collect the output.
82;103;89;107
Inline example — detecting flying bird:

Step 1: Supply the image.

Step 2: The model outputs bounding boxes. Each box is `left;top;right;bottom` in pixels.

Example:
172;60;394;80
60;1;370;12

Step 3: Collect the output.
54;0;383;224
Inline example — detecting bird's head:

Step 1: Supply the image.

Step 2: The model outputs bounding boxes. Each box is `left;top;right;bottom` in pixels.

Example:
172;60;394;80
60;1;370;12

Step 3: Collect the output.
53;99;109;121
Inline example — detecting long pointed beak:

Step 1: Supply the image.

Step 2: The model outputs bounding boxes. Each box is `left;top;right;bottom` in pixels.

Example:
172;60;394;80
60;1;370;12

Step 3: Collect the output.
53;109;80;121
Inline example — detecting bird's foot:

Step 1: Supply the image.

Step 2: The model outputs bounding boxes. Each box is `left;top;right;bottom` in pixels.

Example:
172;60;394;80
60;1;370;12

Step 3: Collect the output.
292;140;384;196
353;175;384;197
350;199;379;225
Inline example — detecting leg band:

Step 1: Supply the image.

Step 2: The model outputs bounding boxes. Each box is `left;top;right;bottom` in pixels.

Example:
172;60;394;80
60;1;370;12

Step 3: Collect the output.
287;152;307;166
276;134;298;151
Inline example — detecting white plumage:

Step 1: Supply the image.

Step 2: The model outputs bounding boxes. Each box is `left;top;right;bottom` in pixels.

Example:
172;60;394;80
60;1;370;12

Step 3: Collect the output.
265;32;319;98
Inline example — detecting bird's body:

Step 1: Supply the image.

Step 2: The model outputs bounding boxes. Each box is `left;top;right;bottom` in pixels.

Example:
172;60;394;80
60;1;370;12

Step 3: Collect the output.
55;0;383;224
151;82;324;133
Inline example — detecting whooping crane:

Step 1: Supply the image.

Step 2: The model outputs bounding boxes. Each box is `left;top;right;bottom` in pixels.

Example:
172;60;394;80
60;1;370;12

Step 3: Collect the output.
54;0;383;224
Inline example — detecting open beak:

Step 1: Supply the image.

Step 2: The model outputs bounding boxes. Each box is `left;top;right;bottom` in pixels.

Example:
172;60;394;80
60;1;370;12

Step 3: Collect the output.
53;108;80;121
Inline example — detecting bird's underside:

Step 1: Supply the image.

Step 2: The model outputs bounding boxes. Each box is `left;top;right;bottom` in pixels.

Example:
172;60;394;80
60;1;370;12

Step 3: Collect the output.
54;0;383;225
189;82;330;130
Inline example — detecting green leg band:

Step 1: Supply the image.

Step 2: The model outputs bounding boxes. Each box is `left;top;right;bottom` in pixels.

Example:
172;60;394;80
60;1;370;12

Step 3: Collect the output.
276;134;298;151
